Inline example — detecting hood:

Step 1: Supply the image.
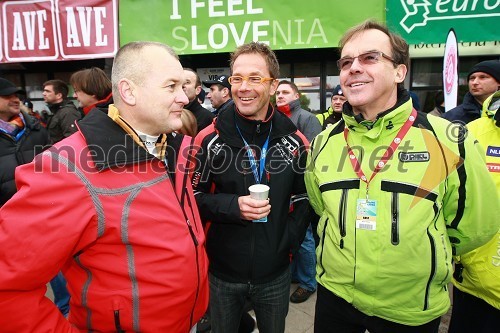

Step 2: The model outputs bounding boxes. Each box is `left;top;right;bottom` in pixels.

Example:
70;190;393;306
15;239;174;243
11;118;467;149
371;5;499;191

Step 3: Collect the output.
482;90;500;126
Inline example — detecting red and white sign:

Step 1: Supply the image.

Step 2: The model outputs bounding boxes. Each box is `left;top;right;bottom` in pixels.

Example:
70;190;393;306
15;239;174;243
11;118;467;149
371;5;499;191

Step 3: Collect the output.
443;29;459;112
0;0;118;63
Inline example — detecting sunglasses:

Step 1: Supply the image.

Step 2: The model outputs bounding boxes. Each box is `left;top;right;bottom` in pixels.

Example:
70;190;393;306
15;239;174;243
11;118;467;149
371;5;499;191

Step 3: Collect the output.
337;51;397;71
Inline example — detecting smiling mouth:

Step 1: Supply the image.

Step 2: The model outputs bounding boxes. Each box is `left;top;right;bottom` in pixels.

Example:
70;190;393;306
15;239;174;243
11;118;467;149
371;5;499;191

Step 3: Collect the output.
349;82;367;88
240;97;255;101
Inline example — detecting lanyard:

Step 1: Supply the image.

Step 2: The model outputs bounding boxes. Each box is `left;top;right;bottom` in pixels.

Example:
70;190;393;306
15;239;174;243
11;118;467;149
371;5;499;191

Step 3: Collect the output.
236;122;272;184
344;109;417;199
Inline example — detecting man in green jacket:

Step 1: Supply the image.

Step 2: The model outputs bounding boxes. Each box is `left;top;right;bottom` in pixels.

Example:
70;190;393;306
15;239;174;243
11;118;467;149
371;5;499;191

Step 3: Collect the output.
305;20;499;333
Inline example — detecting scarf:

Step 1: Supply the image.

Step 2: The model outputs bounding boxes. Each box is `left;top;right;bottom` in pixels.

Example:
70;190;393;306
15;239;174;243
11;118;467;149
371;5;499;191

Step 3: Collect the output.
0;113;25;138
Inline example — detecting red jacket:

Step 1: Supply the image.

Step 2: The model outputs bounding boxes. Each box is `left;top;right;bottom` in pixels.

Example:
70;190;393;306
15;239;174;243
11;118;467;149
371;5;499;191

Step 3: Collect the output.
0;110;208;332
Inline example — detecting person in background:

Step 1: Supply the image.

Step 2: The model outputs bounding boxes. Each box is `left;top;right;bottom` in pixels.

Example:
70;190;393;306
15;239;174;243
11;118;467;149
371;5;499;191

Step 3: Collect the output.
192;41;311;333
276;79;321;303
0;78;49;206
428;90;445;117
43;79;81;143
21;99;45;126
70;67;113;116
322;85;347;129
183;68;215;133
443;60;500;124
0;41;209;332
448;90;500;333
305;20;499;333
202;75;233;116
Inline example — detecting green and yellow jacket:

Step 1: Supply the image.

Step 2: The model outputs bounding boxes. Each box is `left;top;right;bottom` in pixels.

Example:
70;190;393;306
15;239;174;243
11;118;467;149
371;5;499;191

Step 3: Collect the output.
452;91;500;310
305;89;499;326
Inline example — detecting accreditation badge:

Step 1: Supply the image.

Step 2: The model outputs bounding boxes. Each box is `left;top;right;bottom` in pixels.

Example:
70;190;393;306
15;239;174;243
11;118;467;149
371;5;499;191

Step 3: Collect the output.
356;199;377;230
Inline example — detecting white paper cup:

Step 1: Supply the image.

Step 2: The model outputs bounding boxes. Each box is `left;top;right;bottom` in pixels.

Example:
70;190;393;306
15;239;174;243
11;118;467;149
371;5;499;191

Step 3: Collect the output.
249;184;270;200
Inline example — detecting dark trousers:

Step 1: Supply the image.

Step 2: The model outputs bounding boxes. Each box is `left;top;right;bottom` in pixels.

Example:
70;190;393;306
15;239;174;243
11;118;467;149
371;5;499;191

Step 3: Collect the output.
448;287;500;333
314;284;441;333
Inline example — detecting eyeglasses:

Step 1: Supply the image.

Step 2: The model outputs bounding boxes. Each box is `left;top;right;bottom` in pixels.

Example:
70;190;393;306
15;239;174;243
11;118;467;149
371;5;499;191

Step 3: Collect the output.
228;75;275;86
337;51;397;70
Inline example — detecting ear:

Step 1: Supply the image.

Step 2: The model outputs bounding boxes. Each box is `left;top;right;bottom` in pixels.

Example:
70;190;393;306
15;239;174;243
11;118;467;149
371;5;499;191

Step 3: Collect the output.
269;79;279;95
118;79;136;106
195;85;202;95
395;64;407;84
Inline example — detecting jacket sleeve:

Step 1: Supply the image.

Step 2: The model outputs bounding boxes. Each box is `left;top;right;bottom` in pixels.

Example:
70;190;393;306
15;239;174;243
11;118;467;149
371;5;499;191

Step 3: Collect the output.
442;125;500;256
60;106;81;139
287;140;314;255
304;136;325;216
192;136;243;225
303;116;322;142
0;151;93;332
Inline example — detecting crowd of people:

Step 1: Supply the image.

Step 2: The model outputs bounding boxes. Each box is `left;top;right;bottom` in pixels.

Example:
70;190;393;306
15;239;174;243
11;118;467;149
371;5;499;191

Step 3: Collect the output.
0;19;499;333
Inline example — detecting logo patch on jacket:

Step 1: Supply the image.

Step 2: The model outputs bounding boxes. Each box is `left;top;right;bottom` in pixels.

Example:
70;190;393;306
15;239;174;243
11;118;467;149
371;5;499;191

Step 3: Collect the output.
486;146;500;157
398;151;430;162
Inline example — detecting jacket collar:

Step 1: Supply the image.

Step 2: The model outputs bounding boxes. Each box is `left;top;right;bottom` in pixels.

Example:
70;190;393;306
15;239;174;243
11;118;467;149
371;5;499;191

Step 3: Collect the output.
343;88;413;139
47;99;75;113
276;99;301;117
83;93;113;115
461;92;482;115
215;103;297;148
77;105;169;171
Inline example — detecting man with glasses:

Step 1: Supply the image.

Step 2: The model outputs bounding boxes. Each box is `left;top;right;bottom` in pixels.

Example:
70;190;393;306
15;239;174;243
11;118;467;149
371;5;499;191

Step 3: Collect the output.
305;20;499;333
192;42;312;333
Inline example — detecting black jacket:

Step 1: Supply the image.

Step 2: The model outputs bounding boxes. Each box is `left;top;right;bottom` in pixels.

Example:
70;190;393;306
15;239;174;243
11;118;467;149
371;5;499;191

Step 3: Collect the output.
0;111;49;206
185;99;215;133
192;104;312;284
442;92;482;124
46;99;82;143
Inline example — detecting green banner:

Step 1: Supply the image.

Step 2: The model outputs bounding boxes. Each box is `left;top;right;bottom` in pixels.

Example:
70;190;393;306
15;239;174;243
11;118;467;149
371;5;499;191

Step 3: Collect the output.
386;0;500;44
119;0;384;55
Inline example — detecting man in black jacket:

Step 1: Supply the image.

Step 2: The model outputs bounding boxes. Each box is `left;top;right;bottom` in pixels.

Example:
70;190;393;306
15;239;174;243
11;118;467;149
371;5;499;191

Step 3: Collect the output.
443;60;500;124
183;68;215;133
43;79;82;143
192;42;311;333
0;78;49;206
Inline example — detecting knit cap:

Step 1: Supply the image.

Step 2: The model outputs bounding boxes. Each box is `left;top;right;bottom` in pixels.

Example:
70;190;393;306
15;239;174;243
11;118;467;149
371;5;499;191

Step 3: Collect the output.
467;60;500;83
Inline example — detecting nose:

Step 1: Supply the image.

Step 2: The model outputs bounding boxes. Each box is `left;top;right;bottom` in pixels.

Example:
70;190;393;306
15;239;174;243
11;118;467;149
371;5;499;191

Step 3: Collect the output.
239;79;251;90
178;89;189;106
349;57;364;72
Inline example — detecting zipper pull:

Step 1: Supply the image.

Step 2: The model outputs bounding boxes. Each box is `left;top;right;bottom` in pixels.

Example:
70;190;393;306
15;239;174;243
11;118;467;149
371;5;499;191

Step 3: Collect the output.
256;123;261;133
186;219;199;246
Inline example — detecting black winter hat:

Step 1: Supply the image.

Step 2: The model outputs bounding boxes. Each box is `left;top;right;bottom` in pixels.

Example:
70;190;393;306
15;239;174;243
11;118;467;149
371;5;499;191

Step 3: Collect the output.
332;84;343;96
467;60;500;83
0;78;25;96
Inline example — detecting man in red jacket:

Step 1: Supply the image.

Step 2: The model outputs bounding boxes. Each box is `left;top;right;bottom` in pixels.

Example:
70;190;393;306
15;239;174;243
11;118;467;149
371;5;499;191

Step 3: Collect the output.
0;41;208;333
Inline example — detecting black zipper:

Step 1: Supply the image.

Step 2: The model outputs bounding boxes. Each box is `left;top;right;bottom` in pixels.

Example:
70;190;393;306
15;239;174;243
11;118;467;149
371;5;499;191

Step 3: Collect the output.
318;217;329;278
391;192;399;245
114;310;125;333
338;189;348;249
423;230;436;310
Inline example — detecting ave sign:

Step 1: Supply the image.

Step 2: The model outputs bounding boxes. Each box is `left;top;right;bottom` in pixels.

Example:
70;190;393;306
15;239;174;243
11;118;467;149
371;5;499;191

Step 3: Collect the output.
1;0;118;63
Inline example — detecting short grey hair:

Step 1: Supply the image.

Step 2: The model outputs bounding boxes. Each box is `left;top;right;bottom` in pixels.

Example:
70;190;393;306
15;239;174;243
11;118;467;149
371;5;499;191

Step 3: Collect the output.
111;41;178;100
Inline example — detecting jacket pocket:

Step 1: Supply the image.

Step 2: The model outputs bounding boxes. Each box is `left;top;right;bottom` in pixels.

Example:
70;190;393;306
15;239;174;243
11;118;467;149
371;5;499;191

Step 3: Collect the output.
318;216;330;279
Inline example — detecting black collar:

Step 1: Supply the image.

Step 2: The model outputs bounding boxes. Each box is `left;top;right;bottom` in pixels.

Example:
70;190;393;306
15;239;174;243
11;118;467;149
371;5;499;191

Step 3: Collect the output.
77;109;152;171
